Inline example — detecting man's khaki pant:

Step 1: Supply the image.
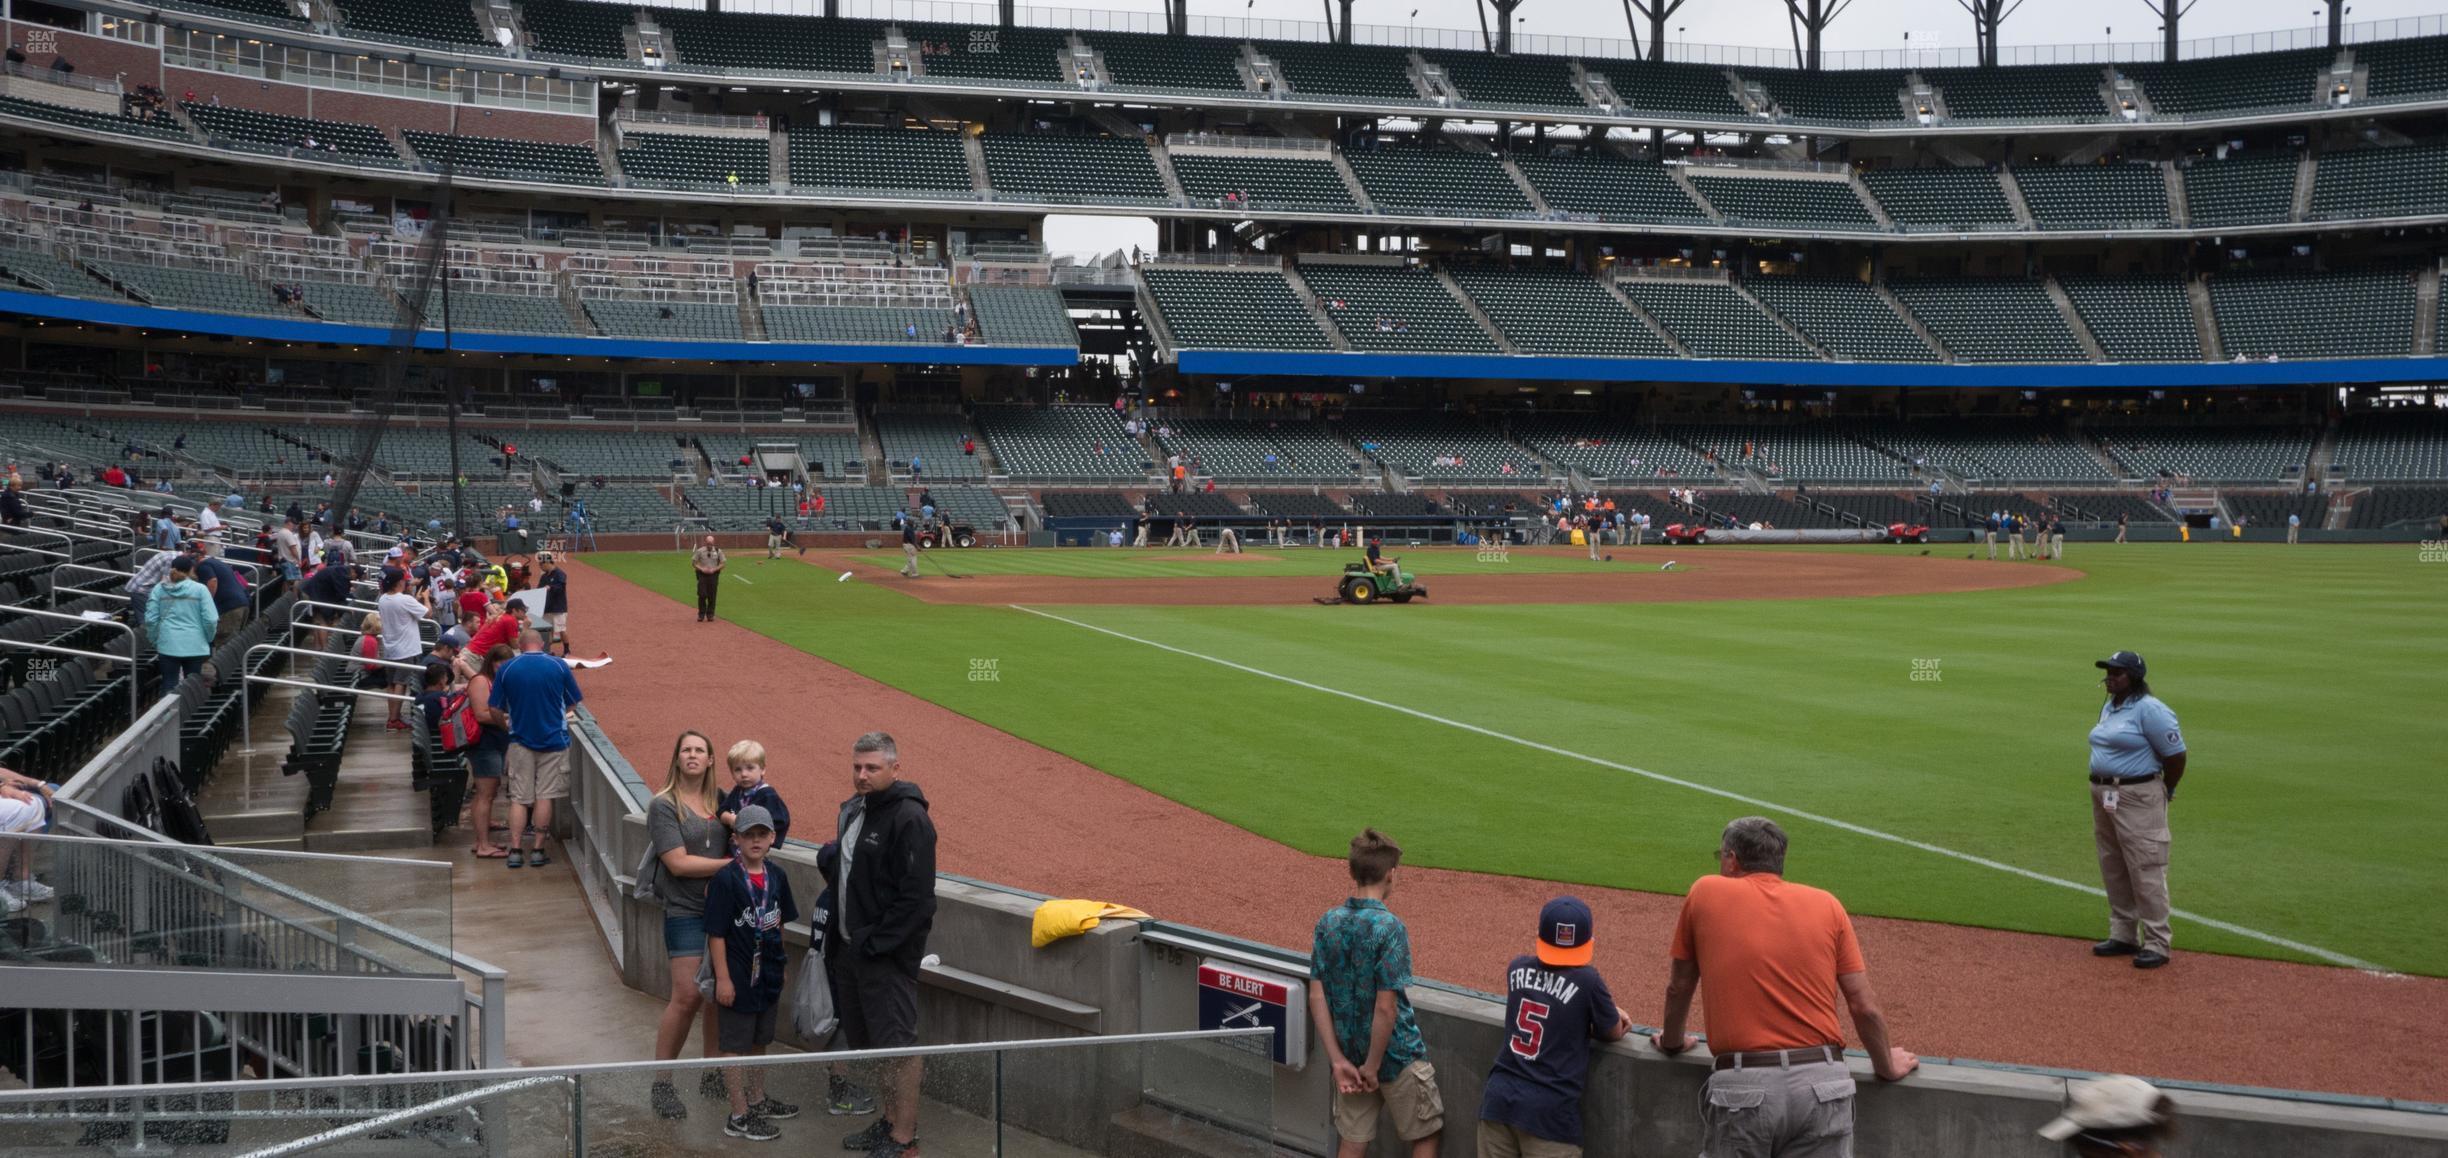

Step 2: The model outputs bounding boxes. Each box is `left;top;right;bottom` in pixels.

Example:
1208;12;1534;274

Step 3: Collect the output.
1698;1061;1855;1158
2008;532;2025;559
2091;777;2173;954
901;543;920;577
1133;525;1149;547
1985;531;1997;558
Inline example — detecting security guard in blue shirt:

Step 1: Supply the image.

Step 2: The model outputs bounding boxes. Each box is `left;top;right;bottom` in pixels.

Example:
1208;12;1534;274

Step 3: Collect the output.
2086;652;2187;970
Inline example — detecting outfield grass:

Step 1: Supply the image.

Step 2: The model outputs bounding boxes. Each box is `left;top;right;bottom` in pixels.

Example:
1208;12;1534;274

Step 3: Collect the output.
839;546;1626;578
593;544;2447;975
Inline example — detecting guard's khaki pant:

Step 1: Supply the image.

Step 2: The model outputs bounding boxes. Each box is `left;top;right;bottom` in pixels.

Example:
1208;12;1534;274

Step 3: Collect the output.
2092;777;2173;954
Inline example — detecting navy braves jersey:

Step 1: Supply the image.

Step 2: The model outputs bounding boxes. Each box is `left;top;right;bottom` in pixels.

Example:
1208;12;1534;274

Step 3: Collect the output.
1479;954;1621;1145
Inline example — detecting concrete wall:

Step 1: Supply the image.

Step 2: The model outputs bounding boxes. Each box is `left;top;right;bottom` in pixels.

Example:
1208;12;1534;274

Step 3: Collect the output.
565;710;2448;1158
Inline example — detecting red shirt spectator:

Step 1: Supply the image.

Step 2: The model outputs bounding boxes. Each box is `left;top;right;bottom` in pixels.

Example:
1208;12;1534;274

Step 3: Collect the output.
103;465;128;488
457;588;491;625
467;605;526;657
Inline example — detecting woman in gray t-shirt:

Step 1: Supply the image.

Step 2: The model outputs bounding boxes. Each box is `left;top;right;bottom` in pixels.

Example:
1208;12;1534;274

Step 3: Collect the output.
646;730;731;1118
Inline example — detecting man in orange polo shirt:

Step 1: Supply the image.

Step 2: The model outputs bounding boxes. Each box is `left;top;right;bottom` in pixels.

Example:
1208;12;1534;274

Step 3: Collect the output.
1652;817;1917;1158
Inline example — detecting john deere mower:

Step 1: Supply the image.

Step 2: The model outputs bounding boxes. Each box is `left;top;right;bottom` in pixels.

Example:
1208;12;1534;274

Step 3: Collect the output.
1318;558;1428;604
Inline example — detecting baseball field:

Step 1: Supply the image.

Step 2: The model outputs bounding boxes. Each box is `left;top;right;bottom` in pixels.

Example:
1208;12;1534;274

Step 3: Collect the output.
586;541;2445;981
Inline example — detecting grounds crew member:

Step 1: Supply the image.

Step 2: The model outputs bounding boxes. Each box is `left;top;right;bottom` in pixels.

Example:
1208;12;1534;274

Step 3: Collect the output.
2086;652;2186;970
898;514;921;578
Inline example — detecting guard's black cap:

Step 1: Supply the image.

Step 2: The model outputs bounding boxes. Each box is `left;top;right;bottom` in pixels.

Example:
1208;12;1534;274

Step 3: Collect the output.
2095;651;2147;678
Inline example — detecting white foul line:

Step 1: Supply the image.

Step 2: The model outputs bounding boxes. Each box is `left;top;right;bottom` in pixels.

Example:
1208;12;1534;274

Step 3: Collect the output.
1008;604;2392;975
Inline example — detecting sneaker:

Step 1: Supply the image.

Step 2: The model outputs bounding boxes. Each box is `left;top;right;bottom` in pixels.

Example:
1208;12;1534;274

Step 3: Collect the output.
0;888;22;915
724;1113;779;1142
826;1078;877;1116
841;1118;894;1150
751;1097;801;1121
505;850;524;869
385;719;411;732
528;848;551;869
8;879;55;902
649;1081;686;1121
865;1137;919;1158
700;1070;727;1099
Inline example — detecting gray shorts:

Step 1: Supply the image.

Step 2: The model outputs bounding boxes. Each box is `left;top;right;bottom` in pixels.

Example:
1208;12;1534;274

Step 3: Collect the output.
718;1003;778;1053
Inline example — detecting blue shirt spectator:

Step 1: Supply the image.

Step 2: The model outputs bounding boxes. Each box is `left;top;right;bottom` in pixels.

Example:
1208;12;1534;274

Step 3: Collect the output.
192;554;249;615
488;649;583;751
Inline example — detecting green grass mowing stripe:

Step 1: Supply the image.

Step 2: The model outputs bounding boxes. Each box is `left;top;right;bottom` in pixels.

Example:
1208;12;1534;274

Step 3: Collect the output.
588;546;2445;974
851;547;1630;579
1007;603;2390;974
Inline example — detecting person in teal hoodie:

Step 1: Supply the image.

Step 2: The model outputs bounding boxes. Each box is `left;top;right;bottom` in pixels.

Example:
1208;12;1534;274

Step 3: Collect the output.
143;555;217;694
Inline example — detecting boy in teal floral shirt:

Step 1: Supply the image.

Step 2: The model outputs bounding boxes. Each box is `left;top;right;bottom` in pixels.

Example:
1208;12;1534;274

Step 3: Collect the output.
1306;828;1442;1158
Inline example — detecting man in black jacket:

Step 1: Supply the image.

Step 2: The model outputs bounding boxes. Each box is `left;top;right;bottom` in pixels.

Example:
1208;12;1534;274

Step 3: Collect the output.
826;731;936;1158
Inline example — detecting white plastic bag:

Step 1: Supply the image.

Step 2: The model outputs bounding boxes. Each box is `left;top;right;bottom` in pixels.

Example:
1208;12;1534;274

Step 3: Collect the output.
787;950;838;1042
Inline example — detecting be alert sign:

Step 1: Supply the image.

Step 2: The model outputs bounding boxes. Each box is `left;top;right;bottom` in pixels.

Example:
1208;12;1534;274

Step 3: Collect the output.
1197;960;1306;1068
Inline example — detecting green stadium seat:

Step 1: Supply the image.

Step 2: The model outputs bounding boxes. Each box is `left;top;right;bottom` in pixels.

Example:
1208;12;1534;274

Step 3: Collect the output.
1745;278;1936;362
2012;164;2171;229
1511;154;1710;226
980;134;1168;205
1887;278;2088;363
1448;266;1673;358
2057;276;2200;362
1689;174;1878;231
1860;168;2016;231
1345;150;1533;218
1297;263;1498;354
1618;278;1816;360
1142;266;1334;351
2180;153;2299;227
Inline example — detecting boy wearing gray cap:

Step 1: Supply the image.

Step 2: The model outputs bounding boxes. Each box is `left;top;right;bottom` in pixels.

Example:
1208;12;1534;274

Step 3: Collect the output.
706;805;801;1141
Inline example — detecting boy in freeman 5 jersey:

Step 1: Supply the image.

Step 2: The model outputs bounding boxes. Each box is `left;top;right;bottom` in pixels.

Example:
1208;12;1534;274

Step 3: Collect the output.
1478;897;1633;1158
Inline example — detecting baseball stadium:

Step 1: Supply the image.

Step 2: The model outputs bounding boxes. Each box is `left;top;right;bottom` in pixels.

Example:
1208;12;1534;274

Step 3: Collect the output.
0;0;2444;1152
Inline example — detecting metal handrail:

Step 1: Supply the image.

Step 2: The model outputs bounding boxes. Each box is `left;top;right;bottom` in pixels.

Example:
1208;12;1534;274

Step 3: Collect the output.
234;1074;575;1158
238;642;426;752
0;529;75;560
0;1027;1269;1105
136;546;270;583
0;604;141;727
38;802;512;1065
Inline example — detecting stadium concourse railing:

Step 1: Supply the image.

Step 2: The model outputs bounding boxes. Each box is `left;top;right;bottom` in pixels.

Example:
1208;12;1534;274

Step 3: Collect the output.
0;1030;1273;1156
554;707;2448;1157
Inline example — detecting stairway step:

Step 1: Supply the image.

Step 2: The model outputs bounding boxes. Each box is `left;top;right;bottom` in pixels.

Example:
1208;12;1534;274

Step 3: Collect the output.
199;809;306;841
305;826;433;854
214;835;308;852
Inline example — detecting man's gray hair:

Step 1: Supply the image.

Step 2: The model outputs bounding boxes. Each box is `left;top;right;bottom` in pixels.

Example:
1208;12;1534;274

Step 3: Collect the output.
1721;816;1788;874
853;731;899;763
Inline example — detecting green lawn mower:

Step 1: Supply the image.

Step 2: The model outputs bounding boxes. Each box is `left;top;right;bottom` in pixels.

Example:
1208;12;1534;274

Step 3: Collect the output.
1319;558;1429;604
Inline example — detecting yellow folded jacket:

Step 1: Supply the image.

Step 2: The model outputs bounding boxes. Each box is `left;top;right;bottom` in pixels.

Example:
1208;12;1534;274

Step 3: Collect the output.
1031;899;1152;948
